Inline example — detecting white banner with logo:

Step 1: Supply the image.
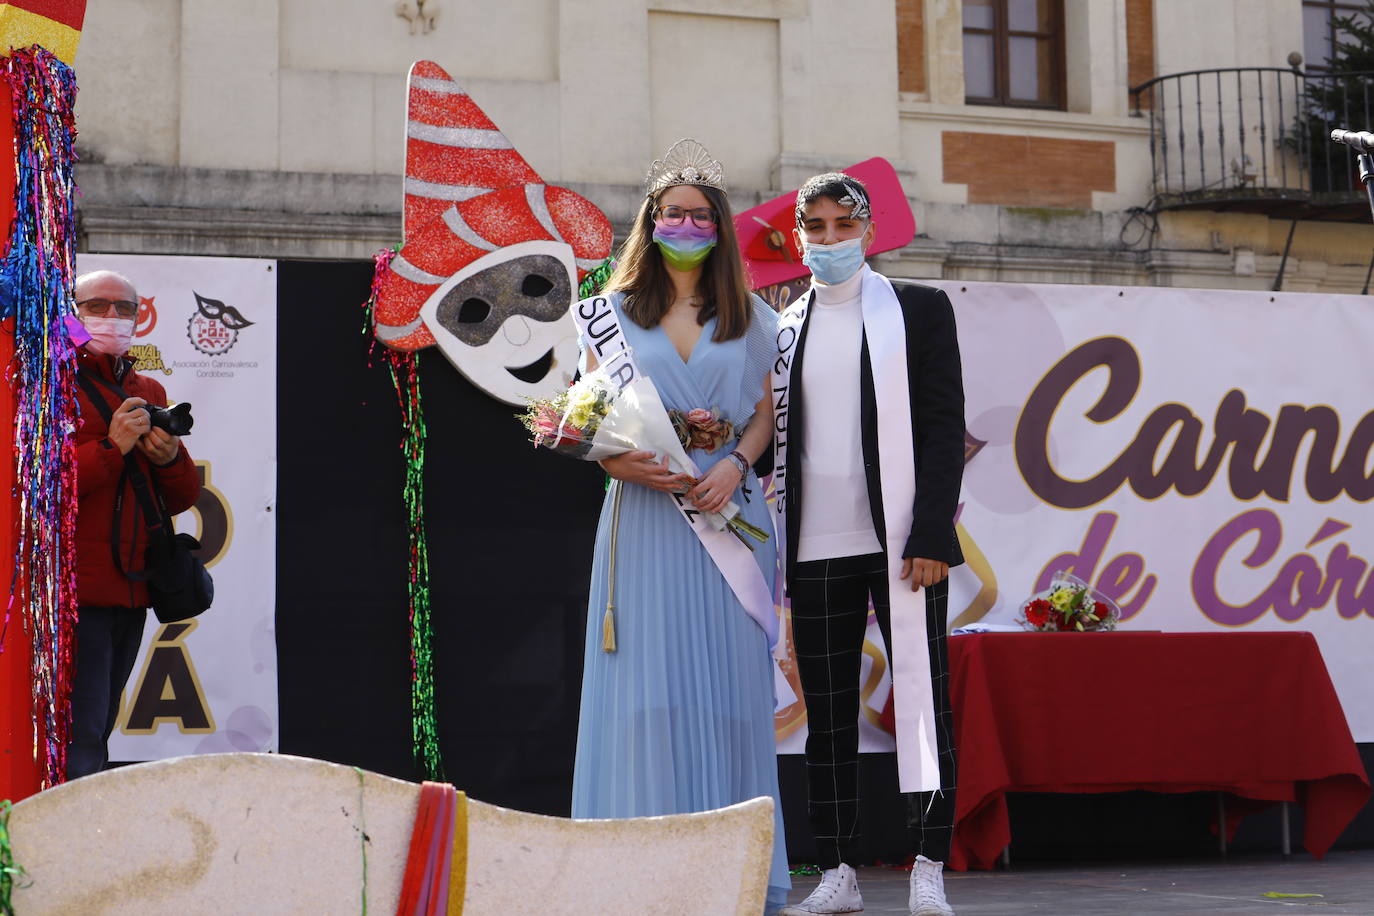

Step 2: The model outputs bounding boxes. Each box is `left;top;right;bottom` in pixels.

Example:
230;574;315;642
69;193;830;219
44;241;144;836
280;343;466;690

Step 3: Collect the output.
77;254;279;760
775;281;1374;750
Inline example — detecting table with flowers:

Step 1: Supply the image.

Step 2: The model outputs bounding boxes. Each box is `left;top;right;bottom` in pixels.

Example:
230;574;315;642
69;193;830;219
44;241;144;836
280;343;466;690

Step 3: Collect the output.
946;631;1371;870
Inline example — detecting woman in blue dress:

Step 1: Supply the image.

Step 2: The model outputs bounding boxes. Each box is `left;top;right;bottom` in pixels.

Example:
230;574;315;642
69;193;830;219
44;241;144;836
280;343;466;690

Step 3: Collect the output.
572;139;789;913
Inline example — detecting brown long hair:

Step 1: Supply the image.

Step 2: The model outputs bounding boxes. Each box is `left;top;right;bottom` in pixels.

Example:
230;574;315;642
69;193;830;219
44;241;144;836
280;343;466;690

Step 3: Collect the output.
603;185;753;341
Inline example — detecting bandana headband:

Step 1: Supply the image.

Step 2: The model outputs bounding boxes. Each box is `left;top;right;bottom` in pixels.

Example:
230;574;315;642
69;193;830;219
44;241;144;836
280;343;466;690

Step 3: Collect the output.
795;177;872;224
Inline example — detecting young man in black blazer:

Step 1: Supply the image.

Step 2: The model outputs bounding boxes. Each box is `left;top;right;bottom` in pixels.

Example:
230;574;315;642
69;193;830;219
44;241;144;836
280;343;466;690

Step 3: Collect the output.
776;174;965;916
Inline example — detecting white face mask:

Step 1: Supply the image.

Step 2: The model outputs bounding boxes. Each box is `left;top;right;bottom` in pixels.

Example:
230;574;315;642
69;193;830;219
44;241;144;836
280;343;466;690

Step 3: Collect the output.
82;316;135;356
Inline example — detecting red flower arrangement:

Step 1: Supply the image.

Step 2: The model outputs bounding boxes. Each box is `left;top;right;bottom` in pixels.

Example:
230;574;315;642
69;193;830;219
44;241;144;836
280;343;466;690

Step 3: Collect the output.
1017;572;1120;633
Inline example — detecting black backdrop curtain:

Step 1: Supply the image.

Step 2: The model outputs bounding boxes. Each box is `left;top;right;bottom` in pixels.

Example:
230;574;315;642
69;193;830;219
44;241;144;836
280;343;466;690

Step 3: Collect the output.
276;258;603;814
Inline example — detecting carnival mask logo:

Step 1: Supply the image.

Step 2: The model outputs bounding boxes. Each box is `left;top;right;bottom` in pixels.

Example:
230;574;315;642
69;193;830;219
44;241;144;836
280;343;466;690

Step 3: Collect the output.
370;61;613;406
188;291;255;357
135;295;158;338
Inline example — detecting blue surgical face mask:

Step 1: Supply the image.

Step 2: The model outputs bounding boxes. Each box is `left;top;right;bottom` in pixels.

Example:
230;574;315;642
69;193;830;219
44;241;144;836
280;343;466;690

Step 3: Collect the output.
801;236;867;285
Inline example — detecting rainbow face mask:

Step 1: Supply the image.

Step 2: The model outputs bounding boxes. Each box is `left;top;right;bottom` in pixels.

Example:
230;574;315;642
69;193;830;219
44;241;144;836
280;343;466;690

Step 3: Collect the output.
652;219;717;271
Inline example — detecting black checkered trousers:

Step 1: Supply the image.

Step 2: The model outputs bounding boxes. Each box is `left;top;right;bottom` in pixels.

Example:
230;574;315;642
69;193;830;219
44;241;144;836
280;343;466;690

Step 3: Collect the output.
790;552;958;868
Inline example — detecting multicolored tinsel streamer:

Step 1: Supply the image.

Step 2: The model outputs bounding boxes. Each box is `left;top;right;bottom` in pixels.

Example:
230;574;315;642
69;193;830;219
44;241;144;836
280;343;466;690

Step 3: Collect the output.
363;248;444;781
0;47;81;789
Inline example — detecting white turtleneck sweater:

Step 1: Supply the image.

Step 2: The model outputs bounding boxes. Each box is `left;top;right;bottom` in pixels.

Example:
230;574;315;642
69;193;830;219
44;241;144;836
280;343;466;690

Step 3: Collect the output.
796;266;882;562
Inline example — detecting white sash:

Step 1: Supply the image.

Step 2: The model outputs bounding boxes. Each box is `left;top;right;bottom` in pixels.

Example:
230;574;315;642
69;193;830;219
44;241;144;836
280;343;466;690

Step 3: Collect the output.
572;294;781;654
770;268;940;793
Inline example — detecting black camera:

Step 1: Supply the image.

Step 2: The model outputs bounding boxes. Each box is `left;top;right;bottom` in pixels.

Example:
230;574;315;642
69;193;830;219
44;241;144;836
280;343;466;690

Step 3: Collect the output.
139;402;194;437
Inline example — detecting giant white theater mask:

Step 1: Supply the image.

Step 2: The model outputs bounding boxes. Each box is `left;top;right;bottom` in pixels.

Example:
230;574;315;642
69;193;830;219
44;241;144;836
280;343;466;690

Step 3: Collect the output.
418;240;579;405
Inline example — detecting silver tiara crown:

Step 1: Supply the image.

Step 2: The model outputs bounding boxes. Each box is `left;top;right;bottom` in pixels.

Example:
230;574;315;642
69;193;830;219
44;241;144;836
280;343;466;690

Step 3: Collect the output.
644;138;726;196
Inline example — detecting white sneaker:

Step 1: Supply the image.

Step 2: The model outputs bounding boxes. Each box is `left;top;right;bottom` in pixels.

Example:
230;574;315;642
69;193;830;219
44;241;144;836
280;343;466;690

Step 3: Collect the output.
908;855;954;916
778;863;864;915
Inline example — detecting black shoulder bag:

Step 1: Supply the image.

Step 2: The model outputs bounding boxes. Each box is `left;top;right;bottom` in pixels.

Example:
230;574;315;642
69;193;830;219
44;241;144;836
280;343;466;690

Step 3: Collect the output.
76;369;214;624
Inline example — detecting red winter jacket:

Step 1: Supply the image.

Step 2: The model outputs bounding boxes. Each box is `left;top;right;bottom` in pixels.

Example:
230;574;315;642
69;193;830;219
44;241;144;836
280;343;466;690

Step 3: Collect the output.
74;347;202;609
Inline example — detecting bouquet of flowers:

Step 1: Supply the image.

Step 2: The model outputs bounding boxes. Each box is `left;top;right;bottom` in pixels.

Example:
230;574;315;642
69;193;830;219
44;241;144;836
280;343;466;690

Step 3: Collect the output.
518;368;769;547
520;370;634;458
1017;571;1120;632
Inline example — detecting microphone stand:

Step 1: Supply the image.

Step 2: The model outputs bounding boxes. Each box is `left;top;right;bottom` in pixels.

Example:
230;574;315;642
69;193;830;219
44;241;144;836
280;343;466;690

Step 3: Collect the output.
1330;129;1374;222
1359;151;1374;225
1332;131;1374;292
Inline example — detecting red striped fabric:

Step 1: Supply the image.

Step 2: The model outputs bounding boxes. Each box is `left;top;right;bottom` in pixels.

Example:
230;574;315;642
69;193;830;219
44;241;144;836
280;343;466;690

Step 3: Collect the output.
396;782;443;916
394;781;461;916
423;788;456;912
5;0;86;31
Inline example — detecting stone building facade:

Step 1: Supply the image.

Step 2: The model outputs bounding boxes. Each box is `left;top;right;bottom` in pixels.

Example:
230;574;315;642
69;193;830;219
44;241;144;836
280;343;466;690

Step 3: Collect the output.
71;0;1374;292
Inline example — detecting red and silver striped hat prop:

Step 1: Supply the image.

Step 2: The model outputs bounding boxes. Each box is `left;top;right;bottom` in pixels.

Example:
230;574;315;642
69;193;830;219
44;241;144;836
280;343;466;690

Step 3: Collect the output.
374;60;613;352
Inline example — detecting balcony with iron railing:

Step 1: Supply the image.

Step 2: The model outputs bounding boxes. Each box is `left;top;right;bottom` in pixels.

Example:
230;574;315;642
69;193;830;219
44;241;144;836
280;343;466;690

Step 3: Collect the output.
1131;66;1374;219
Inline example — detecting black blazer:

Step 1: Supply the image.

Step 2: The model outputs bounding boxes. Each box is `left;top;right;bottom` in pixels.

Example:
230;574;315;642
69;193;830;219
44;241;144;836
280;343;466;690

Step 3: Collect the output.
762;279;966;585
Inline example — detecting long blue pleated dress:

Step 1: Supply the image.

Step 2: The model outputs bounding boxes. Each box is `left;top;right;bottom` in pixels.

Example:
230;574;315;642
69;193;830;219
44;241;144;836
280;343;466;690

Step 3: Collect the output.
572;293;789;913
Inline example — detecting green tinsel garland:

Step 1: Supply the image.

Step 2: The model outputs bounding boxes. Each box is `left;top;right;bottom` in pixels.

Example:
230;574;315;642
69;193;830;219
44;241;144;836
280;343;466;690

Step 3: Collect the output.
0;800;25;916
364;249;444;781
578;258;615;300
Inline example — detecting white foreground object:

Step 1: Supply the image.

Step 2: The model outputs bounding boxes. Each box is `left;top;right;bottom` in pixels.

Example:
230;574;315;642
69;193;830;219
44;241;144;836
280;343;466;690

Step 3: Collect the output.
9;752;774;915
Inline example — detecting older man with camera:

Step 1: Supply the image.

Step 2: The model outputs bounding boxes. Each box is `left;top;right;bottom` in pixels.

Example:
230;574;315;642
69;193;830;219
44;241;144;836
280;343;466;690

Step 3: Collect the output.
68;269;201;779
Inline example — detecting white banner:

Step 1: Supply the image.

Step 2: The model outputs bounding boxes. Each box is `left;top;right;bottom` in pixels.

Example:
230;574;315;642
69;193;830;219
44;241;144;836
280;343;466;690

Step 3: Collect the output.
776;281;1374;749
77;254;279;760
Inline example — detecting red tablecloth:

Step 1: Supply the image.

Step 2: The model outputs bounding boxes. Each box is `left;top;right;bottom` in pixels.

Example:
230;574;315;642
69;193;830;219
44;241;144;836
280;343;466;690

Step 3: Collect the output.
948;632;1371;871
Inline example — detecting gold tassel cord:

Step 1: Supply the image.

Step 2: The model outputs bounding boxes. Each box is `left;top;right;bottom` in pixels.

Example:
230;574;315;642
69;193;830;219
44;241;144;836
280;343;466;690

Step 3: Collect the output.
603;480;623;653
601;606;617;653
446;792;469;914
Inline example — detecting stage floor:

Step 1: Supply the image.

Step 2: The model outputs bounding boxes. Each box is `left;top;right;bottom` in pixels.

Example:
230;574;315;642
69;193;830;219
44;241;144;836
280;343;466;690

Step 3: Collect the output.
783;849;1374;914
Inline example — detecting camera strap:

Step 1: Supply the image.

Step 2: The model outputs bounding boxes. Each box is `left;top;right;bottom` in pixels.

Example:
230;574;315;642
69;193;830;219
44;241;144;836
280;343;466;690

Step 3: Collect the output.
75;368;176;581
